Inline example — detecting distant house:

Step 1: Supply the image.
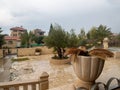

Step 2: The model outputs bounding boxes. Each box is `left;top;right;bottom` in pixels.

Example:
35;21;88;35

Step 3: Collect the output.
32;29;45;36
3;26;27;48
10;26;27;37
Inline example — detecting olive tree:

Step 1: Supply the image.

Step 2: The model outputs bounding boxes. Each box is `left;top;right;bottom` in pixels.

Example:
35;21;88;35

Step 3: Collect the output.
44;24;68;59
67;29;79;48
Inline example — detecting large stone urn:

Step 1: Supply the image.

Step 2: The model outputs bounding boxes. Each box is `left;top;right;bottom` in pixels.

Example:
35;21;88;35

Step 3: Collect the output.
71;55;105;90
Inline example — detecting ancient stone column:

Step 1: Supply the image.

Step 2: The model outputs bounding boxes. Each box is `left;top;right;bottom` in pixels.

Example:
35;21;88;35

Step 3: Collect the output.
103;37;109;49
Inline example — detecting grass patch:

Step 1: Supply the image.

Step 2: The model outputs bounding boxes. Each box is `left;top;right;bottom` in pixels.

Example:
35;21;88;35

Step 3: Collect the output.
11;57;29;62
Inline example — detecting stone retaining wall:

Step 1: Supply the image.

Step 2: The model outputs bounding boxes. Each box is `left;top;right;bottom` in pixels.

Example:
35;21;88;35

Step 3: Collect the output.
114;52;120;59
10;49;17;54
18;46;53;56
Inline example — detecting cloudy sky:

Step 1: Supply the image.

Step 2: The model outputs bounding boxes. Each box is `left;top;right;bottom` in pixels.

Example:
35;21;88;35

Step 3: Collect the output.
0;0;120;35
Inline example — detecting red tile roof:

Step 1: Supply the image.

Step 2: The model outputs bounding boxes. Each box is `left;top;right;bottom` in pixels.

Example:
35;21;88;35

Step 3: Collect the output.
10;26;27;31
4;36;21;41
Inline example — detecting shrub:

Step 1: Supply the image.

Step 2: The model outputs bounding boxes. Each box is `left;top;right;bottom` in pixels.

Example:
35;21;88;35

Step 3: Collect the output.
35;48;42;52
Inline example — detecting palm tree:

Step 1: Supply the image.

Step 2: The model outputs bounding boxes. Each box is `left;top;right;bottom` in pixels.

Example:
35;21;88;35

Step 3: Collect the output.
86;25;112;48
96;25;112;43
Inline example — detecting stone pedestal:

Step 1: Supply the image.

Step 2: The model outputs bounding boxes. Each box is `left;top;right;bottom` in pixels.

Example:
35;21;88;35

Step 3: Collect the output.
103;37;109;49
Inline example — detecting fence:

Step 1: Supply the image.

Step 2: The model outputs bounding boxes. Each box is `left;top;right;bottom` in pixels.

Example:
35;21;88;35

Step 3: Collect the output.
0;72;49;90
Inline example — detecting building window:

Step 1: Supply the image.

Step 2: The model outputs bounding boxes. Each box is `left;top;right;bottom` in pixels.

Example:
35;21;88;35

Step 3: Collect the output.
18;33;21;36
8;41;13;44
13;34;17;36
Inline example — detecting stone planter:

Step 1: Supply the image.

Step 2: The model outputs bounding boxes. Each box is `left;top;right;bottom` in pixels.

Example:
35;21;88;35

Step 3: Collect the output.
50;58;71;65
71;55;105;90
35;52;41;55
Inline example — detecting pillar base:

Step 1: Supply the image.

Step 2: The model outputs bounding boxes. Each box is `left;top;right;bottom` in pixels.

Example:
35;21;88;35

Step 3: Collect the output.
74;79;95;90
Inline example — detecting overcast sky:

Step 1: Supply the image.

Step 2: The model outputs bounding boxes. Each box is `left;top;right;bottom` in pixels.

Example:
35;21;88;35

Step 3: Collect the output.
0;0;120;35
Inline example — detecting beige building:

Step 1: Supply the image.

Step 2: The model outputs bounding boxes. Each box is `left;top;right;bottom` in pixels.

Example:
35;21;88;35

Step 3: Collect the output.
32;29;45;36
3;26;27;48
10;26;27;37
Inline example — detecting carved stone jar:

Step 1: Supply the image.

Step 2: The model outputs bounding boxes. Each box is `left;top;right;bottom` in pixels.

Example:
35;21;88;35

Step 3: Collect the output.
71;55;105;90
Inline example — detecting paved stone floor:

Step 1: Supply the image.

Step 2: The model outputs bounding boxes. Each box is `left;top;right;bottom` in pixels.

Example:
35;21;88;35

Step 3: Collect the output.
0;56;13;82
0;54;120;90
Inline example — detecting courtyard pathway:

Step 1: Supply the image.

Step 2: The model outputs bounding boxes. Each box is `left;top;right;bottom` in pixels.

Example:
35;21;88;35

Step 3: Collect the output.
0;54;120;90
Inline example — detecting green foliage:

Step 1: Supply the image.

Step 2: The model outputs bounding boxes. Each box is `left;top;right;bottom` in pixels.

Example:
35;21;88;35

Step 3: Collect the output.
49;24;54;35
11;57;29;62
86;25;112;48
87;27;97;40
33;36;44;44
44;24;80;59
116;33;120;40
44;24;68;48
96;25;112;42
78;28;86;40
44;24;69;59
0;28;5;49
78;28;87;46
79;39;87;46
44;24;113;57
67;29;79;47
21;30;34;48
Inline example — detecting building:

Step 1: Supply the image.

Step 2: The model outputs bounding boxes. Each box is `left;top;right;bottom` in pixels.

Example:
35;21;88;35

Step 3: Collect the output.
10;26;27;37
3;26;27;48
32;29;45;36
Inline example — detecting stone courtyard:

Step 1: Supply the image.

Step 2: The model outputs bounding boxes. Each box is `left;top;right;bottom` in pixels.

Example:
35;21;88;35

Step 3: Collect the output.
0;54;119;90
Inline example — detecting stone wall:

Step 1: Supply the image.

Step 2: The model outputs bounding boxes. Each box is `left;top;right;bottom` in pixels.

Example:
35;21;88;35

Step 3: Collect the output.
10;49;17;54
3;40;18;48
0;49;3;58
114;52;120;59
18;46;53;56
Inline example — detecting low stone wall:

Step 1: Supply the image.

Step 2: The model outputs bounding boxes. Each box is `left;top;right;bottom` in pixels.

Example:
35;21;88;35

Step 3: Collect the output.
114;52;120;59
18;48;35;56
10;49;17;54
0;49;17;56
37;46;53;54
18;46;53;56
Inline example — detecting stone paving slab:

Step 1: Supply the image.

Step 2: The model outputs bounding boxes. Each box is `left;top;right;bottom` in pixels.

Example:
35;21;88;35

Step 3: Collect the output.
0;54;120;90
49;84;75;90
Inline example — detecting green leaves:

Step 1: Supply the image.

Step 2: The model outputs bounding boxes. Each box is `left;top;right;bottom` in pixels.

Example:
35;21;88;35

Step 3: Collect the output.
0;28;5;48
67;29;79;47
44;24;80;58
44;24;67;48
21;30;34;48
86;25;112;47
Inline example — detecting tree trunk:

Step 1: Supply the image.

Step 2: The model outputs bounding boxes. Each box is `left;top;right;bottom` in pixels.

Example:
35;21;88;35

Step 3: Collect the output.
57;47;62;59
